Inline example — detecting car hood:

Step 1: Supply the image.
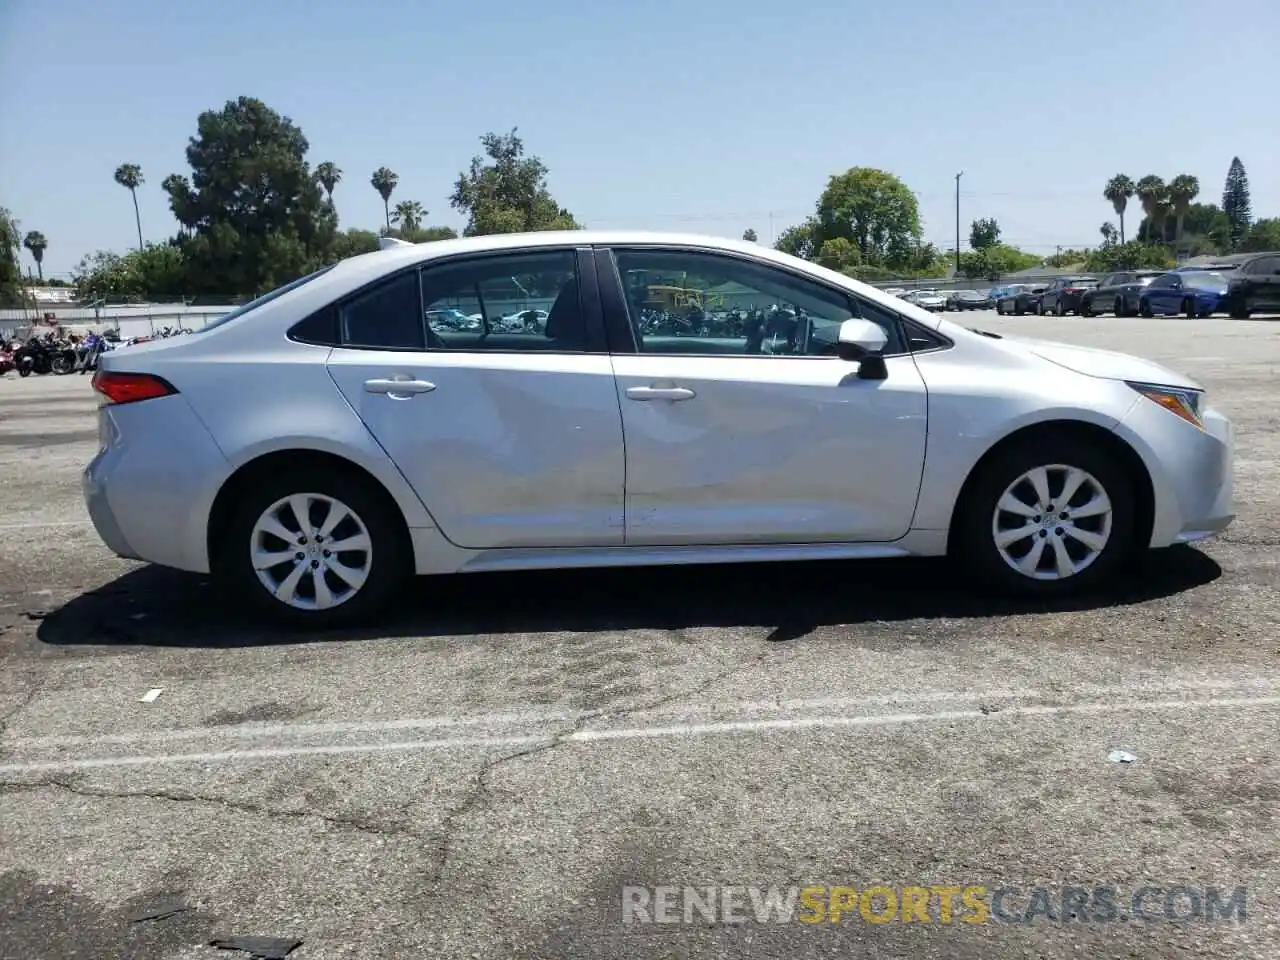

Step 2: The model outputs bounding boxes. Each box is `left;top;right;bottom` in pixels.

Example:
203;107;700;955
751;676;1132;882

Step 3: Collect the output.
1008;337;1202;389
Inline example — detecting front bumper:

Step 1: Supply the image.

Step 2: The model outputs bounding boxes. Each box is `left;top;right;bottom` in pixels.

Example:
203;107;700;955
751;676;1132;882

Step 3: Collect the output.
1115;400;1234;547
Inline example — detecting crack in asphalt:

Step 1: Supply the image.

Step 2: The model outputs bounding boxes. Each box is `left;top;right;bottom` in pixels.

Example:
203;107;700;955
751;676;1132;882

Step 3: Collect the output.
0;776;424;840
426;632;789;891
1220;534;1280;546
0;682;42;739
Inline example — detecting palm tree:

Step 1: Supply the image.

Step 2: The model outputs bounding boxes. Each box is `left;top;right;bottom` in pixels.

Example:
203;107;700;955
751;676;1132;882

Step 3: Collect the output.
1100;222;1119;245
22;231;47;280
114;163;145;251
315;162;342;205
1134;176;1167;244
1168;174;1200;245
1103;174;1135;245
370;167;399;232
392;200;426;234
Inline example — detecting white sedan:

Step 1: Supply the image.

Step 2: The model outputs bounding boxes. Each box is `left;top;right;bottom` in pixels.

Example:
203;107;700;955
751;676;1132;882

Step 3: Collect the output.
84;231;1234;626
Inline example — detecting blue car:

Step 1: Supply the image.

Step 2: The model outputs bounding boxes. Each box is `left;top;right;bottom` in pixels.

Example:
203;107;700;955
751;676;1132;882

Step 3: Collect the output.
1138;270;1230;318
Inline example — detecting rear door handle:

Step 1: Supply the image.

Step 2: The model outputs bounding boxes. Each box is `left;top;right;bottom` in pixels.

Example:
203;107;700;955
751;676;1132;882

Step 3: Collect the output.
364;377;436;396
626;385;696;402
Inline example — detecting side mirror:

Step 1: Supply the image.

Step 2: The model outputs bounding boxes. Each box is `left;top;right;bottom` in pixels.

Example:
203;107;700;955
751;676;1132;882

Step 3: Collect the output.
835;318;889;380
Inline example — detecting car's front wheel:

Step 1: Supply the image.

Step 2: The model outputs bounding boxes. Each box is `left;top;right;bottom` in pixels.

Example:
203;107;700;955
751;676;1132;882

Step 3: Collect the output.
953;438;1135;598
217;469;409;627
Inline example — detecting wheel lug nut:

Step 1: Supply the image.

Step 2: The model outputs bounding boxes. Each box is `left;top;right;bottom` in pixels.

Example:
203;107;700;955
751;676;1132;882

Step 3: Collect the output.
297;536;307;545
295;552;304;561
322;550;330;558
311;559;320;568
1039;530;1048;538
1033;516;1041;523
1054;527;1064;535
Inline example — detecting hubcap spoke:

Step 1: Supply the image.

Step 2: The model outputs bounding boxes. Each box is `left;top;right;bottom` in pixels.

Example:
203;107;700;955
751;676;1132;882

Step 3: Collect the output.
1016;538;1047;574
1026;467;1052;509
1070;494;1111;519
312;569;335;609
326;557;367;589
273;563;308;603
257;514;297;545
1050;536;1076;578
1057;468;1088;508
326;533;371;553
997;492;1038;518
995;525;1035;548
318;501;350;539
1062;524;1107;551
252;548;297;570
287;495;313;537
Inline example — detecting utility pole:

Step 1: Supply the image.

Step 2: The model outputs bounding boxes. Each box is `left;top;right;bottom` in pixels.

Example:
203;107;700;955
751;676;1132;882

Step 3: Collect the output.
954;171;964;275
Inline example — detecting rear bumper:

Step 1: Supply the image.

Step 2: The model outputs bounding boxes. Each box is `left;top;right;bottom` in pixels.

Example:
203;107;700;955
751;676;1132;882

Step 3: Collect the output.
82;395;230;573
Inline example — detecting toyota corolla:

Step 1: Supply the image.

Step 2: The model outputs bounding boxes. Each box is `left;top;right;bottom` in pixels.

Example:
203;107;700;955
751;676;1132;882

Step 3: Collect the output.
84;232;1235;626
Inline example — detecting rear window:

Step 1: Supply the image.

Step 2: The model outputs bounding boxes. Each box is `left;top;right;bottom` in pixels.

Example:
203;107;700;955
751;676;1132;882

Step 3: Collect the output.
198;265;336;333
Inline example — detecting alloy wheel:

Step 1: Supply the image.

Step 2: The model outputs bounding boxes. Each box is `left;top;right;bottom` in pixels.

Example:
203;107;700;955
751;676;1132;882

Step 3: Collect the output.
250;493;373;611
990;464;1113;580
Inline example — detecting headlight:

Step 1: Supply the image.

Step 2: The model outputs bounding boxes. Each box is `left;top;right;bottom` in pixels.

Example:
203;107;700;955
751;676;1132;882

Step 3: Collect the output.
1126;381;1204;429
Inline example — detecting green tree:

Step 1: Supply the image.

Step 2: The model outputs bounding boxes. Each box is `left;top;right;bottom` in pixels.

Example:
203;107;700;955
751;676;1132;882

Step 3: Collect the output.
1104;175;1135;245
774;220;819;259
314;162;342;206
1222;157;1252;250
957;243;1042;279
1134;176;1167;243
1168;174;1200;245
0;207;23;306
1240;217;1280;253
72;243;189;301
742;228;758;242
1042;249;1091;268
814;167;922;267
114;163;145;251
370;167;398;232
450;129;580;236
968;217;1001;250
22;230;47;280
1084;240;1174;273
391;199;426;233
816;237;860;272
1100;222;1118;246
398;225;457;243
161;96;335;296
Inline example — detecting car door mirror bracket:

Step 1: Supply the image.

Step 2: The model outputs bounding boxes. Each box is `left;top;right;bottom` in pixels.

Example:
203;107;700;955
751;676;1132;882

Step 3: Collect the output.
835;318;889;380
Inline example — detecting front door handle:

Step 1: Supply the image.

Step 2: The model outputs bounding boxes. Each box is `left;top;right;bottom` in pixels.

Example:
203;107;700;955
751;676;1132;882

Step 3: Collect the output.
626;385;696;402
364;377;436;397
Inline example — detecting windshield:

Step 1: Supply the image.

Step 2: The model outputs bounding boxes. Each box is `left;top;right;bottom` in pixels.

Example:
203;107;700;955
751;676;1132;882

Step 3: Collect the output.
1182;271;1229;290
197;265;336;333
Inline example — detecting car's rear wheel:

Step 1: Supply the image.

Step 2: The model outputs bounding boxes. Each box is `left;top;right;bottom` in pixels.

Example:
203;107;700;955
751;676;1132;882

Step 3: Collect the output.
953;438;1135;598
1081;299;1093;317
1182;297;1196;318
1054;299;1065;316
217;469;408;627
1139;299;1153;317
1114;297;1126;317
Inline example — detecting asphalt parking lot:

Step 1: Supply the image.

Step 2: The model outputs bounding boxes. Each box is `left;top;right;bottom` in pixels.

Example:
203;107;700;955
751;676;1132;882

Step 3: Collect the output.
2;313;1279;960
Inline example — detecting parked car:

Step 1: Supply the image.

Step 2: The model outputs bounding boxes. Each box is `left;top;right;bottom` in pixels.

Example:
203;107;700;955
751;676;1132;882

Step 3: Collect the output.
1139;270;1231;318
84;231;1234;627
1081;271;1166;317
910;290;948;312
1038;276;1098;316
947;290;992;311
996;285;1046;316
1220;251;1280;318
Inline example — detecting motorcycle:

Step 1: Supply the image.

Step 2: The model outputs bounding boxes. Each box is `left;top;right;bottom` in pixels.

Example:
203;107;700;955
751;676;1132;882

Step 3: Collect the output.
0;344;13;377
14;339;52;377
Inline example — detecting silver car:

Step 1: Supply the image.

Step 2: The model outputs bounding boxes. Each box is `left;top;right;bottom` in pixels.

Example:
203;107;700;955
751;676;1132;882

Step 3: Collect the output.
84;231;1234;627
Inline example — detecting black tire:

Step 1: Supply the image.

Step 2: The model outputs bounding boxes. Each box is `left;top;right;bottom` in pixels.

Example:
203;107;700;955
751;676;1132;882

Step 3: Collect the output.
1230;307;1250;319
18;364;30;378
51;355;73;375
1139;299;1153;318
1054;299;1065;316
1114;297;1126;317
215;467;409;628
1081;299;1093;317
951;435;1136;598
1182;297;1196;319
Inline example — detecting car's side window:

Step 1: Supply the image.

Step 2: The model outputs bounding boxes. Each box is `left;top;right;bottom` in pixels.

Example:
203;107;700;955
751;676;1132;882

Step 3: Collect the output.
611;248;902;357
340;271;425;350
419;250;588;352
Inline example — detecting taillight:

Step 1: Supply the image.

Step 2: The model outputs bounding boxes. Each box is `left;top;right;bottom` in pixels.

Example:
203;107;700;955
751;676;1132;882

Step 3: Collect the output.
91;371;178;405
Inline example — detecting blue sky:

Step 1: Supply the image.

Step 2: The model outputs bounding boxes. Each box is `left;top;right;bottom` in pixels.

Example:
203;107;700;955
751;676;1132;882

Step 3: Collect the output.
3;0;1277;277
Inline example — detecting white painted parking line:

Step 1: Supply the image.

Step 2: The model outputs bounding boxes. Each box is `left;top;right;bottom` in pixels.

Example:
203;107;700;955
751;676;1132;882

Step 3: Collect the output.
2;694;1277;775
0;519;92;530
